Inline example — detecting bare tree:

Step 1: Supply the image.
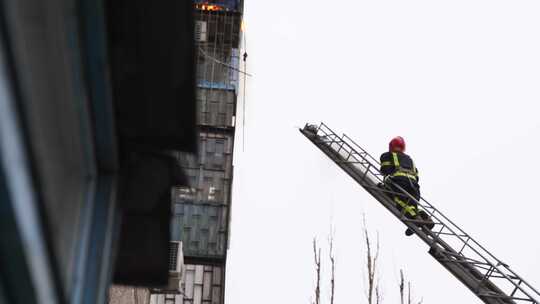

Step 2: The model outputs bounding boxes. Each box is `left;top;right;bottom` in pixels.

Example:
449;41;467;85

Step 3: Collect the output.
363;215;381;304
309;217;423;304
328;229;336;304
312;226;337;304
313;238;322;304
408;282;412;304
399;269;405;304
375;285;381;304
399;269;423;304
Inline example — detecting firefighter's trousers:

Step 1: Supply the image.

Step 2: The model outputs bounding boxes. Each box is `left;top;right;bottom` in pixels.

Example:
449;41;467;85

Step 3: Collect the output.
388;176;420;218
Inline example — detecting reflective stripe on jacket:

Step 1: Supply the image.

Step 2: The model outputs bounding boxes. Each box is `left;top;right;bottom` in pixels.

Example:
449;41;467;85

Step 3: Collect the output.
380;151;419;181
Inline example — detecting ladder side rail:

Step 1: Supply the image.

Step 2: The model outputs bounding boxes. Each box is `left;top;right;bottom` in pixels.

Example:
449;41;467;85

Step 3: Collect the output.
345;131;480;245
342;133;520;266
342;133;385;166
415;195;539;301
456;235;540;301
342;131;478;239
312;134;466;253
319;131;492;261
305;125;540;302
335;135;486;256
341;133;540;301
344;132;507;260
306;133;517;303
312;132;488;265
339;133;540;301
342;143;502;270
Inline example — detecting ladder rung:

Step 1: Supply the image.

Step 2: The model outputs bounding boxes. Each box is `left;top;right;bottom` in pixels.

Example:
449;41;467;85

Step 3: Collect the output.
435;231;468;238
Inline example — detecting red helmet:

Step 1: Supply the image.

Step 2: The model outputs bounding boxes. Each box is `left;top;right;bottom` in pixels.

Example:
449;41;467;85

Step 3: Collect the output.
389;136;406;152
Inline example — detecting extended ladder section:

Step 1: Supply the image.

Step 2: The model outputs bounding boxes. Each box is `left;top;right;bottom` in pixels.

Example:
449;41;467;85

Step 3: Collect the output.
300;123;540;304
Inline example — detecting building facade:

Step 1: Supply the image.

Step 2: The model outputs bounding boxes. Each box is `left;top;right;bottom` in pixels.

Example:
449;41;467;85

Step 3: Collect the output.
169;1;244;302
109;1;244;303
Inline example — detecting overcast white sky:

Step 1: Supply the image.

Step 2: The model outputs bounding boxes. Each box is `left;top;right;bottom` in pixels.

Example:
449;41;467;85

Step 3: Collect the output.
226;1;540;303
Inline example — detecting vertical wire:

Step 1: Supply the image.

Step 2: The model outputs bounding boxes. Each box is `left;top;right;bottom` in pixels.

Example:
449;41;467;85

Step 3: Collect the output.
242;26;247;152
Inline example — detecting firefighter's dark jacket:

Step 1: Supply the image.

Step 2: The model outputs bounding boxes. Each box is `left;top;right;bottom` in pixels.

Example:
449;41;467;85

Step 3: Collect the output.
380;151;419;182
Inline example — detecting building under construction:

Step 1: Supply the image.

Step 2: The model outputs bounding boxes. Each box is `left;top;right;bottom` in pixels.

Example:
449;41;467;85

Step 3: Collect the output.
153;1;245;303
106;1;244;304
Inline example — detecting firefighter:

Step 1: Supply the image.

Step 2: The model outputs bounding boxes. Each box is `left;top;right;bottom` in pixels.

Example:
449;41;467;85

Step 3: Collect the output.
380;136;432;236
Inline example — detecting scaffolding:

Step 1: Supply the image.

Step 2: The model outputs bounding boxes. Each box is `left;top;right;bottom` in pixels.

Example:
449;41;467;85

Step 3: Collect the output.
165;3;244;304
301;122;540;304
195;8;242;94
173;3;242;260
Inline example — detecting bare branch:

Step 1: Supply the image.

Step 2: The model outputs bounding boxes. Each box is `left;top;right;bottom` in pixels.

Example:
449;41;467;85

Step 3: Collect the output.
374;232;380;268
363;216;373;304
362;214;381;304
400;269;423;304
375;237;382;303
313;238;321;304
408;281;411;304
400;269;405;304
376;276;384;304
328;229;336;304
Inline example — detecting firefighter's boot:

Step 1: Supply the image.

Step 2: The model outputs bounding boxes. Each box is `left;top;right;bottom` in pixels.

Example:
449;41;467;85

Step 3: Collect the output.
404;207;418;237
405;210;434;236
405;227;414;236
418;210;435;231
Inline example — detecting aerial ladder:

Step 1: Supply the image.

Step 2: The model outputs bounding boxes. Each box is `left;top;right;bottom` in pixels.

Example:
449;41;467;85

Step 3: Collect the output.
300;122;540;304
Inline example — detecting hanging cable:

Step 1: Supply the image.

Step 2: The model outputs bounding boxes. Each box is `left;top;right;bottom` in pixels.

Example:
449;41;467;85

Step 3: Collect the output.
198;47;252;77
242;51;248;151
241;22;248;152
